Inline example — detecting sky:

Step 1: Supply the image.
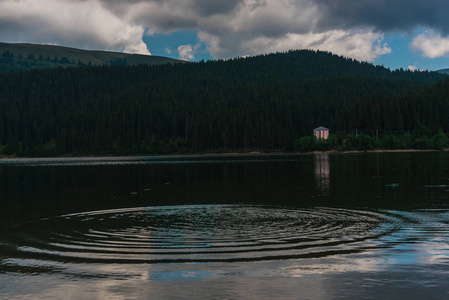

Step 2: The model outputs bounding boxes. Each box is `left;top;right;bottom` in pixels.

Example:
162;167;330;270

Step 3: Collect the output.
1;0;449;71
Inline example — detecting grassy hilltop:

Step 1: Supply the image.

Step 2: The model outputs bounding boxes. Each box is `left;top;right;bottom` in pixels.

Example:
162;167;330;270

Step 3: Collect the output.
0;42;183;72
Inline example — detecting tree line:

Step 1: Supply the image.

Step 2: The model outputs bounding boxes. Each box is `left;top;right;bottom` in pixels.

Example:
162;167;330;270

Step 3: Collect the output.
0;50;94;72
0;49;447;156
295;128;448;152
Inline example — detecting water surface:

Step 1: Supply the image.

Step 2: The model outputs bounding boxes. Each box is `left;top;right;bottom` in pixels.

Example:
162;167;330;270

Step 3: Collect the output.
1;153;449;299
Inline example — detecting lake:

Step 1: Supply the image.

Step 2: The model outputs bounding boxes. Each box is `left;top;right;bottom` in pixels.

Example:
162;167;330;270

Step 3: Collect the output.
1;152;449;299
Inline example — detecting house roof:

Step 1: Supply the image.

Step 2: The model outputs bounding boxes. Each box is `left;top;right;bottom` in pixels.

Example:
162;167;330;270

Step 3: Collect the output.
314;126;329;131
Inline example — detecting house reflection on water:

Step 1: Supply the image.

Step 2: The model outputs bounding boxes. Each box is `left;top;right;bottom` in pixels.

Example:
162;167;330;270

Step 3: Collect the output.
314;153;330;196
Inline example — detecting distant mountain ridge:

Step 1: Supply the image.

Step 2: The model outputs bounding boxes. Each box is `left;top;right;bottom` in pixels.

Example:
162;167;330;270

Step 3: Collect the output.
437;68;449;75
0;42;183;72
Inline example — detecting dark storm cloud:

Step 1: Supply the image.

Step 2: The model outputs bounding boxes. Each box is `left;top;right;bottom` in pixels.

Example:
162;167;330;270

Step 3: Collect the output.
1;0;448;60
192;0;242;16
99;0;242;17
315;0;449;34
94;0;392;60
96;0;449;35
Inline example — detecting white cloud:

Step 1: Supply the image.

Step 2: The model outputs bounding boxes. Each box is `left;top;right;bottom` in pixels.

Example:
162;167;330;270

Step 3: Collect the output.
411;30;449;58
0;0;150;55
200;29;391;62
177;43;200;60
408;65;418;71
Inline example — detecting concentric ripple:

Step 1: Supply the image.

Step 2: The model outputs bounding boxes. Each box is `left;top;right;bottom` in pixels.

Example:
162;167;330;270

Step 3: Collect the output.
0;205;404;271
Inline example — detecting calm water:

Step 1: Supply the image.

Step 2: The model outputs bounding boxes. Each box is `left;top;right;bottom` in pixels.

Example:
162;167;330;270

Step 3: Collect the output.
1;153;449;299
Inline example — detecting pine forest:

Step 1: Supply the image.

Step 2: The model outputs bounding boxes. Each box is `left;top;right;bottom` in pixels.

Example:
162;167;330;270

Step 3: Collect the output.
0;49;448;156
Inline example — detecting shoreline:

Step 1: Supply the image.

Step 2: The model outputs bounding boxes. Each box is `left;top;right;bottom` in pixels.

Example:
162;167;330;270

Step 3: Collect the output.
1;148;447;159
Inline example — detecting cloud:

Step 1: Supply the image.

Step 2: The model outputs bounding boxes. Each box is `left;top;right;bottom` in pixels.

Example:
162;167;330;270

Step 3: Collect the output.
314;0;449;34
0;0;448;61
123;0;394;61
178;43;200;61
411;30;449;58
200;29;391;62
0;0;149;54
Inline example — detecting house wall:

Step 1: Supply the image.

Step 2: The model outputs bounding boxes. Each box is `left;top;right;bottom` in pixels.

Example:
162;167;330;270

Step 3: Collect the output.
314;130;329;140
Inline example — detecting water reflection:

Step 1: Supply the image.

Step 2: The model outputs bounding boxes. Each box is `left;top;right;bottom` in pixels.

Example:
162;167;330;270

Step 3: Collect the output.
2;206;449;299
314;153;330;196
2;153;449;299
0;205;396;266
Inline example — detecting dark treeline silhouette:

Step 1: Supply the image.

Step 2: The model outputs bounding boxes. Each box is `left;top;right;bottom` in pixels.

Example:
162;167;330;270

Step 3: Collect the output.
0;49;447;156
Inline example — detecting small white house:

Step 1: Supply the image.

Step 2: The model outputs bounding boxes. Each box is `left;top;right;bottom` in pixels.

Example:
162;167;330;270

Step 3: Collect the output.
313;126;329;140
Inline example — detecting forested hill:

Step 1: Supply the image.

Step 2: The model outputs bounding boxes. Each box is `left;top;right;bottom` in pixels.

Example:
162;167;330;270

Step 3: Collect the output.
0;49;447;156
0;42;182;72
190;50;444;83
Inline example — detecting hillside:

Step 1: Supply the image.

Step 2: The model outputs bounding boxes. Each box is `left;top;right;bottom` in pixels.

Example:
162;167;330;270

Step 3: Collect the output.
0;49;447;156
437;68;449;75
0;42;183;72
